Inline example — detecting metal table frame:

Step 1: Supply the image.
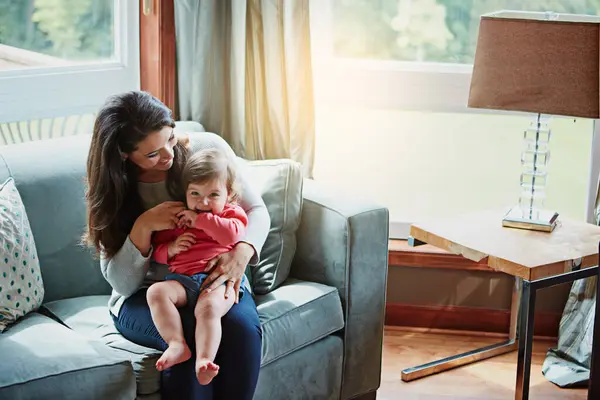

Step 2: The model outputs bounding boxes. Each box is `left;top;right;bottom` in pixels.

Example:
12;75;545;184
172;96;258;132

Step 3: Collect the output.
401;237;600;400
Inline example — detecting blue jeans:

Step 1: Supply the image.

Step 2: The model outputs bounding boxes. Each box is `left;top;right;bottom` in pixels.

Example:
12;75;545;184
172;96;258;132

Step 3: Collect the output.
112;284;262;400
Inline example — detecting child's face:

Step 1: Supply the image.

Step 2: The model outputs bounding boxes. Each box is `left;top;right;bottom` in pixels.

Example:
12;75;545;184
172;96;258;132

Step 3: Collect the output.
186;178;229;214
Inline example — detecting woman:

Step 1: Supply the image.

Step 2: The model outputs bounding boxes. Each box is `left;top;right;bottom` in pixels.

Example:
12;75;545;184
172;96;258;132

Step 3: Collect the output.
84;91;268;399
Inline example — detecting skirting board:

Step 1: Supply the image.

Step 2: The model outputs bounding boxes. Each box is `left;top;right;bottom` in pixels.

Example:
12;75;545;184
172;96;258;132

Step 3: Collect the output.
385;302;562;339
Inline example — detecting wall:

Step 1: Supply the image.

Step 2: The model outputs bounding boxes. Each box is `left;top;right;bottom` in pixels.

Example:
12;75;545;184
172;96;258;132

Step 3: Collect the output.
386;265;571;314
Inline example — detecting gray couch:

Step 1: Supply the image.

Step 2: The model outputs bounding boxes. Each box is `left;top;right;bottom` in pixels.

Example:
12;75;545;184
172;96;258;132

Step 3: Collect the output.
0;132;389;399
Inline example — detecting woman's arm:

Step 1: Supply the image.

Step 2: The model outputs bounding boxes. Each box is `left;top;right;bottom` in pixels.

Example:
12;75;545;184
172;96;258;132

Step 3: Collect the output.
100;202;185;297
189;133;270;264
100;235;152;297
130;217;154;256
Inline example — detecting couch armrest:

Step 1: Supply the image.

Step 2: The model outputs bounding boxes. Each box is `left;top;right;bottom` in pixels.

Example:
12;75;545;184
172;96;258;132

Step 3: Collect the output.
291;179;389;399
175;120;206;133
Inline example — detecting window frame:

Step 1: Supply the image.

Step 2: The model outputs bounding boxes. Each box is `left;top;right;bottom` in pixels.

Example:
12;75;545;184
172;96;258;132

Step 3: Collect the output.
0;0;140;123
310;0;600;238
139;0;177;117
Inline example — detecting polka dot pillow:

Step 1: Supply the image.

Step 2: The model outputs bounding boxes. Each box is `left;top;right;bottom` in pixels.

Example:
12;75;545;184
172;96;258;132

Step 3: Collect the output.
0;178;44;332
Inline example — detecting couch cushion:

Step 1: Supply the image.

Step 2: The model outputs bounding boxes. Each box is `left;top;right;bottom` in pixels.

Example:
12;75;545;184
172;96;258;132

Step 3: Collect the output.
175;120;205;133
0;136;111;303
0;178;45;332
0;312;135;400
43;282;345;390
42;295;162;396
246;160;303;294
255;278;344;366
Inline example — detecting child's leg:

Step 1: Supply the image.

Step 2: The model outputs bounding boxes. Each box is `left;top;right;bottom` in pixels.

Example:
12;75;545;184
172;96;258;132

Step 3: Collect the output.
194;284;235;385
146;281;192;371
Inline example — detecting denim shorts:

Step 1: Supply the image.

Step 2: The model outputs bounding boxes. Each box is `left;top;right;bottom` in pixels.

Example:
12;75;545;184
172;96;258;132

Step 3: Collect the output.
164;272;248;307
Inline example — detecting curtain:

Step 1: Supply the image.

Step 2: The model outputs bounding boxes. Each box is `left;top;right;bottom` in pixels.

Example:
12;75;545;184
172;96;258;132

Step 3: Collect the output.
541;192;600;387
542;277;596;387
174;0;315;177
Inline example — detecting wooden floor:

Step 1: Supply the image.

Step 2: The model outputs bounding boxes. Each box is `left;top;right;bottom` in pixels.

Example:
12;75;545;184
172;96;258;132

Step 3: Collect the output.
378;327;587;400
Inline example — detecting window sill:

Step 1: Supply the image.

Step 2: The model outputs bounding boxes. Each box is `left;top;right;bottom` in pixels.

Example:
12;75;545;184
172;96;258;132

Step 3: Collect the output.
388;239;495;272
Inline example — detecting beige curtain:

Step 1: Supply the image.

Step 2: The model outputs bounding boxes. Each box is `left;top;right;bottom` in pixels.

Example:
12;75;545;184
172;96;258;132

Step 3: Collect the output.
174;0;315;177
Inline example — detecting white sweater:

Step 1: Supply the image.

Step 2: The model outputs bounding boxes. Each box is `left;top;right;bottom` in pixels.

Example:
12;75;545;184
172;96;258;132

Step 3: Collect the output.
102;132;270;316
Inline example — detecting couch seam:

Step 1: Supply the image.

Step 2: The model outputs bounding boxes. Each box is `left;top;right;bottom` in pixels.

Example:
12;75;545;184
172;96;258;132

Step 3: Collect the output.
0;177;12;191
0;359;133;390
270;163;290;291
37;306;72;329
372;208;390;393
303;197;386;219
261;326;343;368
0;151;13;178
340;215;351;397
348;387;380;399
250;160;293;167
260;287;340;325
260;289;343;366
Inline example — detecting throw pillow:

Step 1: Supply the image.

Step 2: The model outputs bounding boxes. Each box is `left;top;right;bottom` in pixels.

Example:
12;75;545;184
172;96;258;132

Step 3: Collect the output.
246;160;303;294
0;178;44;332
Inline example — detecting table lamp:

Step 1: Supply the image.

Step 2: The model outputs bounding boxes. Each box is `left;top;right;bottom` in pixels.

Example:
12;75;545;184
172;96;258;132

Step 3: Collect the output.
468;10;600;232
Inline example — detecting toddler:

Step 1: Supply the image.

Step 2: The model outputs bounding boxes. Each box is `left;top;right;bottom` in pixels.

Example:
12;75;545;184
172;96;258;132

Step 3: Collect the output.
147;148;248;385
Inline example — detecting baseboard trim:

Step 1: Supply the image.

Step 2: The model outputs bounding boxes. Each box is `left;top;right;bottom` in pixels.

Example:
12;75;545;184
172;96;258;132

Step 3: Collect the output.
385;302;561;339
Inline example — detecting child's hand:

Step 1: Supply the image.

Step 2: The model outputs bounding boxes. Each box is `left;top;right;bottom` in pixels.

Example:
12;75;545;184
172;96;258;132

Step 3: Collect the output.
177;210;199;228
167;232;196;259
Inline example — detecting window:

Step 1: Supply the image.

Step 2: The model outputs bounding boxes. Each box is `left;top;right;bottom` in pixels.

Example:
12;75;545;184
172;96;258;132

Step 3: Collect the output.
333;0;600;64
310;0;600;238
0;0;115;71
0;0;139;124
314;109;594;234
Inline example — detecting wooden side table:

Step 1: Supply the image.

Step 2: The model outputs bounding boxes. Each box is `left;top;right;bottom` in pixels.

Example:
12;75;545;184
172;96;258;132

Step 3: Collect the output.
400;209;600;400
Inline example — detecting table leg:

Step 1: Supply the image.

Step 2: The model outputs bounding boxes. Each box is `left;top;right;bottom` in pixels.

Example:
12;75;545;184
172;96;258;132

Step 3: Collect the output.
515;280;536;400
509;278;523;341
588;255;600;399
400;277;521;382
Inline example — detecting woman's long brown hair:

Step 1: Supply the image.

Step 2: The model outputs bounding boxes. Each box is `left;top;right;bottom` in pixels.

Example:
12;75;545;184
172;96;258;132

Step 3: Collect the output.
84;91;189;258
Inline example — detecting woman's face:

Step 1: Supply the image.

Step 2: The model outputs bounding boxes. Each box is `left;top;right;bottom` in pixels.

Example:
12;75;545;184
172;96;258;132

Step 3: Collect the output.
127;126;176;172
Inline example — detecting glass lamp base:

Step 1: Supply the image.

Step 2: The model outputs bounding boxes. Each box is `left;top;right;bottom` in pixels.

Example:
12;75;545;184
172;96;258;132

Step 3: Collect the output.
502;206;559;232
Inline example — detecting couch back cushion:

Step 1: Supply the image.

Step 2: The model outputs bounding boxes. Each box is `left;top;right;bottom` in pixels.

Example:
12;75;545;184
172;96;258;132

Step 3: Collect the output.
0;133;303;301
0;136;110;303
246;160;303;294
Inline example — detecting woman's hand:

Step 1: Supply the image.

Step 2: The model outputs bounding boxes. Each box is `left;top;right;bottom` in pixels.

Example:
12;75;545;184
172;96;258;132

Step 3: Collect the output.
201;242;255;303
140;201;186;232
130;201;186;256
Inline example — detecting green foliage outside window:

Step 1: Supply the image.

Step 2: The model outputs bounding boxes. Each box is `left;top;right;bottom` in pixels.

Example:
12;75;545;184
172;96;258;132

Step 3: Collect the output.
0;0;113;61
334;0;600;64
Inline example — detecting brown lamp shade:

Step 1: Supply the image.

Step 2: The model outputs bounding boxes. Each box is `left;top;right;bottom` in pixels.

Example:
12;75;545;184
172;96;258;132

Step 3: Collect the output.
468;11;600;119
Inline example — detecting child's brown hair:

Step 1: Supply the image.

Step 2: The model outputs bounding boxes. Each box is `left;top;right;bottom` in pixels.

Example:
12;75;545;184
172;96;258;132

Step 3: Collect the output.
181;148;240;203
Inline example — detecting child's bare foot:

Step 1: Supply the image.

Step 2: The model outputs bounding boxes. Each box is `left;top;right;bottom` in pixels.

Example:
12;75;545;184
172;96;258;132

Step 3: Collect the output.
156;341;191;371
195;358;220;385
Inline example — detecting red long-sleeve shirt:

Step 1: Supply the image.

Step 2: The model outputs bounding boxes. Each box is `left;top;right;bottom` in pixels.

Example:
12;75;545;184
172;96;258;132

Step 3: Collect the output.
151;204;248;275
